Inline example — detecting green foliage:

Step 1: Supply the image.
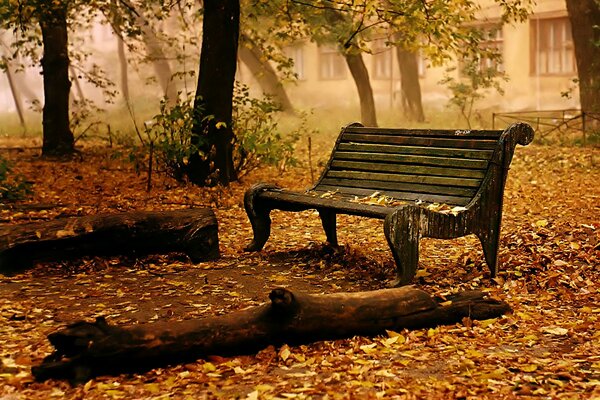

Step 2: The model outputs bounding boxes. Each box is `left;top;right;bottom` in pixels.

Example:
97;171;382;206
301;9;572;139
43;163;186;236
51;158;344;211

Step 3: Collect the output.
232;83;300;177
244;0;533;63
142;95;200;181
70;98;106;142
0;156;32;202
440;56;508;128
585;129;600;146
140;83;300;182
561;78;580;100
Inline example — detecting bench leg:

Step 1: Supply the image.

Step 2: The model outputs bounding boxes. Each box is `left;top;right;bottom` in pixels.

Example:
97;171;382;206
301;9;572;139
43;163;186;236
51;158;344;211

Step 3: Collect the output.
318;210;338;246
243;183;275;252
384;207;421;286
477;231;499;278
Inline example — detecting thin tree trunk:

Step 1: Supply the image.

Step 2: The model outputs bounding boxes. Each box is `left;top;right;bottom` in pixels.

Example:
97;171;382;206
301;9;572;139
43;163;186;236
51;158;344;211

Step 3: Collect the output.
13;72;39;104
238;35;293;113
69;65;85;103
565;0;600;116
39;4;74;156
141;26;178;105
3;56;26;133
323;9;377;127
117;35;130;103
188;0;239;186
7;50;40;104
344;52;378;127
119;0;178;105
108;0;130;104
395;43;425;122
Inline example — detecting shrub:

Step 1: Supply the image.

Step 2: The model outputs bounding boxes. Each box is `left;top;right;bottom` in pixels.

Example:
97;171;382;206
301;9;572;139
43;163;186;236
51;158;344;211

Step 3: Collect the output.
440;55;507;129
143;96;199;182
232;83;299;178
0;156;31;202
141;83;301;182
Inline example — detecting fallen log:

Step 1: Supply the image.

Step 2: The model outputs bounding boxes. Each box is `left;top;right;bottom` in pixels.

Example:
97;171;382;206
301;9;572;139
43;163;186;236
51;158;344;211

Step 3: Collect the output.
32;286;511;383
0;208;219;273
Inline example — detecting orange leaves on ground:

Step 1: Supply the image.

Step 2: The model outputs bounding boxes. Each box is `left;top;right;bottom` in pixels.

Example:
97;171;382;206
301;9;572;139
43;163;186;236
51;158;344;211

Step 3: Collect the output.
0;143;599;398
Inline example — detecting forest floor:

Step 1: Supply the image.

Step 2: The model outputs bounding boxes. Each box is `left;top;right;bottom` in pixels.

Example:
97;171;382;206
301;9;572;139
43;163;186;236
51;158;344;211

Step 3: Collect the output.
0;137;599;399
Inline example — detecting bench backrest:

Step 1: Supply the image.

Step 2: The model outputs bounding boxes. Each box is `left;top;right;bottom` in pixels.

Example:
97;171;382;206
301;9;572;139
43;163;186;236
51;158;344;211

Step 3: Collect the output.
314;125;505;206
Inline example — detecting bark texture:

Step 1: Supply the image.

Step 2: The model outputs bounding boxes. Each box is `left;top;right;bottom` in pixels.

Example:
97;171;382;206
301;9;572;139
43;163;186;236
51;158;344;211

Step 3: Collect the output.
565;0;600;115
188;0;240;186
344;52;378;127
39;4;74;156
322;9;378;127
32;287;511;383
395;44;425;122
0;208;219;274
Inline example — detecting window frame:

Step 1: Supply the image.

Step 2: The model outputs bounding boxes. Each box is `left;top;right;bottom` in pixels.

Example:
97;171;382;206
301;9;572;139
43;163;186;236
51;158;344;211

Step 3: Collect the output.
284;44;305;80
459;24;504;75
530;16;576;76
318;45;347;80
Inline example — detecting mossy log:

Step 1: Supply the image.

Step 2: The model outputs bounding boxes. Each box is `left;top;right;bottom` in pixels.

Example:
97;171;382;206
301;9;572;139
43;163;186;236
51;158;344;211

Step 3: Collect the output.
32;286;510;383
0;208;219;273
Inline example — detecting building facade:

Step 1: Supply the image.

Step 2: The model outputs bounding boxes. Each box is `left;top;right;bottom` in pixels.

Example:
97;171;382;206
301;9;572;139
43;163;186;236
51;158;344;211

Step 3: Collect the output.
240;0;579;115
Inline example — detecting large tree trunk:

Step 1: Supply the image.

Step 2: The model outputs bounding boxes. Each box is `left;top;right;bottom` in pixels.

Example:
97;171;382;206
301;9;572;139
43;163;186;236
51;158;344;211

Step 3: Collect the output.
0;208;219;274
187;0;239;186
32;287;510;383
344;52;378;127
565;0;600;116
39;4;75;156
395;43;425;122
239;35;294;113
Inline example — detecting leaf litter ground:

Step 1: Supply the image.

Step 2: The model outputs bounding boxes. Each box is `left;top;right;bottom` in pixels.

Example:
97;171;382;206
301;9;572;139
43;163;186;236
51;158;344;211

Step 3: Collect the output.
0;140;599;399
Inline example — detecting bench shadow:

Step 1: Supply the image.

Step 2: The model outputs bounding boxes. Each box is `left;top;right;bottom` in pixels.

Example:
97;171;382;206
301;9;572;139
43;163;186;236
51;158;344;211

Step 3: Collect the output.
260;243;395;285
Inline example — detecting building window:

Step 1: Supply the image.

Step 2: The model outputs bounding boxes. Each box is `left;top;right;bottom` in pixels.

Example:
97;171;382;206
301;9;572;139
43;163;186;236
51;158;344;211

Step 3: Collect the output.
318;45;346;80
458;25;504;77
531;17;575;75
479;26;504;73
284;45;305;80
372;39;392;79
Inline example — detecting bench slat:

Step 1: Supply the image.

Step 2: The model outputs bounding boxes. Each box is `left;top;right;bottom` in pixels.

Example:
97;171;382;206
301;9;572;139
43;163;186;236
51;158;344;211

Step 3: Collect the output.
316;185;472;206
341;133;498;150
344;126;503;138
337;142;494;160
261;190;390;218
333;151;489;169
325;170;482;188
330;160;487;179
319;177;477;197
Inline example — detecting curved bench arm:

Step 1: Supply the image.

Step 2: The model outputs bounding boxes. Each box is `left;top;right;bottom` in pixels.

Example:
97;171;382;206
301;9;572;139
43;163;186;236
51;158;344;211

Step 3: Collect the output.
244;183;280;251
512;122;535;146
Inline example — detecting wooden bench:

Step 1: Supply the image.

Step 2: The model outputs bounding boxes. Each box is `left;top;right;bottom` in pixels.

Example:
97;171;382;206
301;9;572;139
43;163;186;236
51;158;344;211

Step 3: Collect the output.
244;122;534;285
